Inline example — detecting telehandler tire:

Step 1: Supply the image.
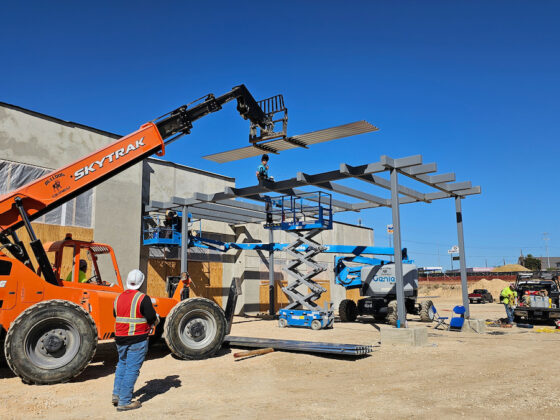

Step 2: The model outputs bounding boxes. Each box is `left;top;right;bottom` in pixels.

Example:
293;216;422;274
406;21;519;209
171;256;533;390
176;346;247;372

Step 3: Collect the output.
0;328;6;367
338;299;357;322
5;299;97;385
419;300;435;322
386;300;398;326
164;298;226;360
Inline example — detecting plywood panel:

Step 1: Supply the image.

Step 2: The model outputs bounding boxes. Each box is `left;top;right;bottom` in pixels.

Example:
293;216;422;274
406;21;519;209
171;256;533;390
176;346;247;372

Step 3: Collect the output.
345;287;361;302
147;259;180;298
186;261;223;306
312;279;331;310
259;280;290;313
208;262;223;307
188;261;209;299
13;223;94;281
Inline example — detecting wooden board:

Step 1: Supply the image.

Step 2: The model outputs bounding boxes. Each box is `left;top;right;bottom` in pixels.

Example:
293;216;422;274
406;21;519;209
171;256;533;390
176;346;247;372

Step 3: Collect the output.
146;259;223;306
14;222;94;276
260;278;332;313
259;280;290;313
312;279;331;309
345;287;361;302
146;259;180;298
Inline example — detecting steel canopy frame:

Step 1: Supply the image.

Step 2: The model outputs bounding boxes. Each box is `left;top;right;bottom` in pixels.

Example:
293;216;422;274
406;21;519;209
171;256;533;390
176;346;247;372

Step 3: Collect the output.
146;154;480;324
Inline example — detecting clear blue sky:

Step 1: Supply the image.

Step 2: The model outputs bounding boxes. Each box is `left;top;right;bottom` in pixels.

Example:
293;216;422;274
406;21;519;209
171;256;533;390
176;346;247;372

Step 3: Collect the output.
2;1;559;269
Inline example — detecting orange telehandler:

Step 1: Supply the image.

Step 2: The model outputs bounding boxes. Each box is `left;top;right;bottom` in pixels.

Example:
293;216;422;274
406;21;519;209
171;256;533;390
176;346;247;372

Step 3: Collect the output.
0;85;276;384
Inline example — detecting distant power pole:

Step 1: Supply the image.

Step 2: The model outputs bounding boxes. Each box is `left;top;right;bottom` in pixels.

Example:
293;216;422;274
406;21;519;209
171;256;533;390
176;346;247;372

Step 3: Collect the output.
543;232;550;269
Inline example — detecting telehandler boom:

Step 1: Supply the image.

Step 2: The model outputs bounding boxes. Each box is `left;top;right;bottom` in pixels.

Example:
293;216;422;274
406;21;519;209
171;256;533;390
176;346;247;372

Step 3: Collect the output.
0;85;276;384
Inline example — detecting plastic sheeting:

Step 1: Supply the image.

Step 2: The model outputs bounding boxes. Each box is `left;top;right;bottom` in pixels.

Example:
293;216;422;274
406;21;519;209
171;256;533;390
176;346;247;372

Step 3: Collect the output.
0;159;94;228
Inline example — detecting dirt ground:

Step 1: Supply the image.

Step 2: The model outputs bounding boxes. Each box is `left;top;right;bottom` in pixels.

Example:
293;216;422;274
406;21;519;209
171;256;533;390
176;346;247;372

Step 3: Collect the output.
2;297;560;419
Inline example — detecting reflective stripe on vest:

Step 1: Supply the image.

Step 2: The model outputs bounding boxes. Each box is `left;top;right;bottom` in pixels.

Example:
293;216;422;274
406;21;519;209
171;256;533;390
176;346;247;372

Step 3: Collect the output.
114;291;148;336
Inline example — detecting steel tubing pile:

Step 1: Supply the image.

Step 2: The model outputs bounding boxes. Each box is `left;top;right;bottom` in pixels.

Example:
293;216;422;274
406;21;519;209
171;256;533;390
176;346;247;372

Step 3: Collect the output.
224;336;376;356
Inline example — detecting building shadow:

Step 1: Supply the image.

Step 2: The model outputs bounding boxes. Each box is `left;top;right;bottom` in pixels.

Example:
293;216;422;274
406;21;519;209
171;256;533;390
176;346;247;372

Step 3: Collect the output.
134;375;182;403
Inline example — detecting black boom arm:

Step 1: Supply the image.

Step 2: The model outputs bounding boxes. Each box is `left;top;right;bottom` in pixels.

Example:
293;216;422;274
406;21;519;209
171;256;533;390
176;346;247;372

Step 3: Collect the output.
155;84;269;141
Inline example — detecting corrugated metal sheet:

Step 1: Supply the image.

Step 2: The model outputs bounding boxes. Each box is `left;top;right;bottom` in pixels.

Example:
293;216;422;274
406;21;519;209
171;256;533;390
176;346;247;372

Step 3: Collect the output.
203;121;378;163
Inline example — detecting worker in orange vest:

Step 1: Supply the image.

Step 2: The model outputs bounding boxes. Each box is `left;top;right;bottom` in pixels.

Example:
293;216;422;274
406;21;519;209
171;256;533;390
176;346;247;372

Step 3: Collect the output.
112;269;159;411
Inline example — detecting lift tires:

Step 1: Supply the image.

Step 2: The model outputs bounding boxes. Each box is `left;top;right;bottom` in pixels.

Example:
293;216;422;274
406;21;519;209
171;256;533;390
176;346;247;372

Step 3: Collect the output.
339;299;358;322
4;299;98;385
419;300;435;322
386;300;398;326
310;320;322;330
164;297;226;360
0;329;6;367
278;318;288;328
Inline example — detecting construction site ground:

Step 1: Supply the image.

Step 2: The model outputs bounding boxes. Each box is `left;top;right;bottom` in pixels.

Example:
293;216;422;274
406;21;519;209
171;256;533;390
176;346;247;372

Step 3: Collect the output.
2;295;560;419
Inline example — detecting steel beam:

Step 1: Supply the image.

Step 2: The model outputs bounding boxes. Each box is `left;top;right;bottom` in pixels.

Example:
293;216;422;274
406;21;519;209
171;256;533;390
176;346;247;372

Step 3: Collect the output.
381;154;423;169
181;205;188;274
455;197;470;318
189;202;266;220
390;168;407;327
269;229;275;316
297;172;390;206
188;207;257;224
225;185;358;212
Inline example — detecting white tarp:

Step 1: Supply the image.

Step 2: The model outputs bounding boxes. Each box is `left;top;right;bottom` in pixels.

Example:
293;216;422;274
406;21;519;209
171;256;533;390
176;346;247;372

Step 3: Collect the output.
0;159;93;228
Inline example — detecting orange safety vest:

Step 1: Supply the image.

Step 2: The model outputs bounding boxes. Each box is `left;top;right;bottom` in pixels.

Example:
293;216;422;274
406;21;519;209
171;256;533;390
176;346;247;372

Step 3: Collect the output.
114;290;150;337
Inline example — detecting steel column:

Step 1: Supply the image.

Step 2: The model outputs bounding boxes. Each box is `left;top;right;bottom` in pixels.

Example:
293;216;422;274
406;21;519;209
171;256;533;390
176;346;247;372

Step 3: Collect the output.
181;205;188;274
269;229;275;316
455;197;470;318
390;168;406;327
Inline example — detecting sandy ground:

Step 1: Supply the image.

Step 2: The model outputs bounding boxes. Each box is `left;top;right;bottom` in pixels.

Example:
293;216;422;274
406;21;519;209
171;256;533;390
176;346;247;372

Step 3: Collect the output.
2;297;560;419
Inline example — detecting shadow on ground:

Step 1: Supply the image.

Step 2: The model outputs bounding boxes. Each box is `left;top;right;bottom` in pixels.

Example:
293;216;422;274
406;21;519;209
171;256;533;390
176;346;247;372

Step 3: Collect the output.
134;375;182;403
73;340;170;383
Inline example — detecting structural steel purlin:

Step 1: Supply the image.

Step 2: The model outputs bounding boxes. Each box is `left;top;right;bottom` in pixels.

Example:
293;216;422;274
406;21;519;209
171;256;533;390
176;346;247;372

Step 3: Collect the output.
146;154;481;323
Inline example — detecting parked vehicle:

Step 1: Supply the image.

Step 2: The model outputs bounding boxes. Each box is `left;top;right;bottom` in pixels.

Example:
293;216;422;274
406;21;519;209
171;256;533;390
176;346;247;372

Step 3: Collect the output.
513;272;560;324
468;289;493;304
336;260;434;325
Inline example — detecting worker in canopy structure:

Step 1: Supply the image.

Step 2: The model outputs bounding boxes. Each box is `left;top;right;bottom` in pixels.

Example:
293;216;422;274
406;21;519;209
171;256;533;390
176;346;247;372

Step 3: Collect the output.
112;269;159;411
256;154;273;184
500;283;517;325
66;259;88;283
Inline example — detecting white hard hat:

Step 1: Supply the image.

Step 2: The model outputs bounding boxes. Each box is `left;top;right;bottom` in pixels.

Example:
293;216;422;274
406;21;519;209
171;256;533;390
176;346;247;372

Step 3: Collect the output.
126;269;145;290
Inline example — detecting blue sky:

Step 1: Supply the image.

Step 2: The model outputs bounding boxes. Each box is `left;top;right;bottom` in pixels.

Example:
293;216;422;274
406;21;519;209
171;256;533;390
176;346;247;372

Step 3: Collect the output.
2;1;559;269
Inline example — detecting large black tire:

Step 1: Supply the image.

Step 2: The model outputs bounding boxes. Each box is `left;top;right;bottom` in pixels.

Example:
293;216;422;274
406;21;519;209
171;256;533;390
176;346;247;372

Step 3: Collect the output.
164;298;226;360
386;300;398;326
0;328;6;367
338;299;358;322
4;299;97;385
419;300;435;322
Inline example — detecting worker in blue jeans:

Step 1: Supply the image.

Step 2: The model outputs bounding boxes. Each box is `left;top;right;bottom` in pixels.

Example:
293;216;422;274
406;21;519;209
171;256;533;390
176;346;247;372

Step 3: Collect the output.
112;269;159;411
500;283;517;325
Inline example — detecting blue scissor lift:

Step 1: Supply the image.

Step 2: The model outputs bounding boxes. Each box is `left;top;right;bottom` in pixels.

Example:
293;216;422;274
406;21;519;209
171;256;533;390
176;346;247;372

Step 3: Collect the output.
142;193;405;331
264;192;335;330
